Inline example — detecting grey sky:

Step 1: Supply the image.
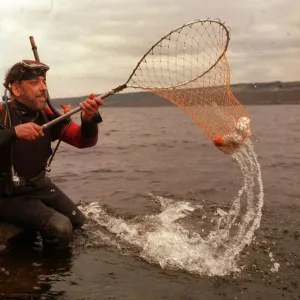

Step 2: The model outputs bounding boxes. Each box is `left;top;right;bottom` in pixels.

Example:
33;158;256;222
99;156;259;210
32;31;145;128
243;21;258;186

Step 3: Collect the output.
0;0;299;98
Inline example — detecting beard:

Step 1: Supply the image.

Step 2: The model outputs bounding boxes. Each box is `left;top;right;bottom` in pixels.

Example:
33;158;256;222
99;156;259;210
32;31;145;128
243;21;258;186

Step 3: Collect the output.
19;92;47;111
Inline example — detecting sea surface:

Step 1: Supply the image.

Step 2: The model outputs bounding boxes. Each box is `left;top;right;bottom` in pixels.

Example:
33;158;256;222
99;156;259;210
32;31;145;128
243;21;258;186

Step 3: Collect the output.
0;105;299;299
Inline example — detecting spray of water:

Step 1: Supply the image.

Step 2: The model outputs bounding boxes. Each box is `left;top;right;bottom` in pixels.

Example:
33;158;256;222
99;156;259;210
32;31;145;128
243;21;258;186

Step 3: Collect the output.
78;140;264;276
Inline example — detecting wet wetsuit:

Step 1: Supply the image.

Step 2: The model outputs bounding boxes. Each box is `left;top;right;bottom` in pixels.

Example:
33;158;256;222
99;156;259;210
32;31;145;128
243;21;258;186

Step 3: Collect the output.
0;100;101;248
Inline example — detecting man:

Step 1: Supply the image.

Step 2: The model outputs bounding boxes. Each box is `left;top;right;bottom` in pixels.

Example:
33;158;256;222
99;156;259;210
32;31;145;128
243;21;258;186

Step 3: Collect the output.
0;60;104;249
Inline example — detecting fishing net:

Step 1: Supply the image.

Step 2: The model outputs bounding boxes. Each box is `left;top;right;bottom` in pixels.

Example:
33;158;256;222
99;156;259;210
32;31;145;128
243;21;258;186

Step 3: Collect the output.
128;19;251;154
44;19;251;154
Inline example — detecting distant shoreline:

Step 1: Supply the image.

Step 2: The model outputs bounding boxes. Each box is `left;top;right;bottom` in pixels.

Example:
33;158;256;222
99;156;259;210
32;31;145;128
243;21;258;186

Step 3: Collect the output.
51;80;300;107
1;81;299;106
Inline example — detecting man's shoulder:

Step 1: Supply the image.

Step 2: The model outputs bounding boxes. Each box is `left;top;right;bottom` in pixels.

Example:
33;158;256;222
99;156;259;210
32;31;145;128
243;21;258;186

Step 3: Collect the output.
0;104;6;117
0;105;3;121
0;102;9;112
0;104;6;127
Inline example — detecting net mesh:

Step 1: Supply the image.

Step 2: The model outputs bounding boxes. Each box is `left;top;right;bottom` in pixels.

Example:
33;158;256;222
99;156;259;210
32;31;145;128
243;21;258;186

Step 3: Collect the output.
128;19;250;154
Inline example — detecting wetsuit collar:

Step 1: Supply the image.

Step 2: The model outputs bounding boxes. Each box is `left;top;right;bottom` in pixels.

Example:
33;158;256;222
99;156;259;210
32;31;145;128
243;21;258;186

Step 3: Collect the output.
14;100;40;122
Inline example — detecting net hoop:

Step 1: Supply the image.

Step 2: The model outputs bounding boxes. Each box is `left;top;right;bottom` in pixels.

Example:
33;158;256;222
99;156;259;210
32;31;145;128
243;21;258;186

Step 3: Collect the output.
126;18;230;90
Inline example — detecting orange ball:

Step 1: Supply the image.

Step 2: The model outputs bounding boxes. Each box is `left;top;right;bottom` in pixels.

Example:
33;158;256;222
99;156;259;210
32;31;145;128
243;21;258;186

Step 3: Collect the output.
214;136;223;146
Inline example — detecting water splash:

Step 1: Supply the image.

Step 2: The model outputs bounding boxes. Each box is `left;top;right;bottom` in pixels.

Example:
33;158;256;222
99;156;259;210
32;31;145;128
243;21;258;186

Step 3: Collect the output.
79;140;264;276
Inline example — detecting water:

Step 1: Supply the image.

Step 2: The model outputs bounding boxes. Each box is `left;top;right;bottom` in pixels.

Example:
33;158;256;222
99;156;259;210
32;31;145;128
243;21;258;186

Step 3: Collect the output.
0;105;299;299
79;140;264;277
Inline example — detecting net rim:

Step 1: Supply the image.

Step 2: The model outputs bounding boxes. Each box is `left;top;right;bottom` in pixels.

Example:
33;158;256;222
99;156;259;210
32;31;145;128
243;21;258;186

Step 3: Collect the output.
126;18;231;90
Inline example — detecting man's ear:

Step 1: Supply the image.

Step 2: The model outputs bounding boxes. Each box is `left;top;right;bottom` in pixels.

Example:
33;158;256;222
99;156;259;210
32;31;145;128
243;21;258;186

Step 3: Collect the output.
11;82;21;97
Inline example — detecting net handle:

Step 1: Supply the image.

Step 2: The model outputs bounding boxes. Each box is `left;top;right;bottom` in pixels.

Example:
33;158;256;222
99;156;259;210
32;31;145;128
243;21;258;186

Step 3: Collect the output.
42;84;127;130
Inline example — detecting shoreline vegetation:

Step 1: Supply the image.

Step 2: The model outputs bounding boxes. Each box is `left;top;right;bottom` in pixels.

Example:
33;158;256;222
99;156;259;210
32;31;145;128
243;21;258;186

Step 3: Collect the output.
51;81;300;108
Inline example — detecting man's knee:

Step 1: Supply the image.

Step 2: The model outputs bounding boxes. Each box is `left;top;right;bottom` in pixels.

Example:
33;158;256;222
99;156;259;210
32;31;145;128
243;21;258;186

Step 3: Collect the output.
53;216;73;239
43;213;73;249
72;208;86;228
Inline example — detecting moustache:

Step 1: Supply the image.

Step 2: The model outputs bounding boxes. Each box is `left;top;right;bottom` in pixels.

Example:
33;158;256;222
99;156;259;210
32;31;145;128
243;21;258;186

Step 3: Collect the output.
36;93;46;98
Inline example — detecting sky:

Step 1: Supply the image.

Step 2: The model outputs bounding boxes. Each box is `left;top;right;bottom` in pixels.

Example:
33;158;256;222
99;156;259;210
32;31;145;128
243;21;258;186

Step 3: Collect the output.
0;0;299;98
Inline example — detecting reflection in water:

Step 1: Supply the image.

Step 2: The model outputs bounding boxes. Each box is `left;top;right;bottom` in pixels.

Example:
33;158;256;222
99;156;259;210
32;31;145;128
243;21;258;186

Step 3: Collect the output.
0;231;73;298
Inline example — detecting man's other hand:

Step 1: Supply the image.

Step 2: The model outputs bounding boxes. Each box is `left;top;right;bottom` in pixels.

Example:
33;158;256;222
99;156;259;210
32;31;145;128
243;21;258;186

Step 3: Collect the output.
14;122;44;141
80;94;104;121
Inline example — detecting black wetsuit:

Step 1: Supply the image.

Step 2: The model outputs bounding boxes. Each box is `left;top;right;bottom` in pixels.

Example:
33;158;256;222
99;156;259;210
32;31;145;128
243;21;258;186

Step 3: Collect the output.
0;100;100;248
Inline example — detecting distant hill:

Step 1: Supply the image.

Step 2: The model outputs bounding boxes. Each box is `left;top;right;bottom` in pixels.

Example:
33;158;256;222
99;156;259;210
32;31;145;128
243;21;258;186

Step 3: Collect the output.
1;81;299;107
51;81;300;108
228;80;300;105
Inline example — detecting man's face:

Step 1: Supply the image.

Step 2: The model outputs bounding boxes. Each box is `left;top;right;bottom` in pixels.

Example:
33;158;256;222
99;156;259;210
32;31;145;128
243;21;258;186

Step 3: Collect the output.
12;76;47;111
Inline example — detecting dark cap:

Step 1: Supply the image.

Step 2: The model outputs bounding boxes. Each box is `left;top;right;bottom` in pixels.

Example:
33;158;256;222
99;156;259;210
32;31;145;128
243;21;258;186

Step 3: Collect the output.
3;60;50;90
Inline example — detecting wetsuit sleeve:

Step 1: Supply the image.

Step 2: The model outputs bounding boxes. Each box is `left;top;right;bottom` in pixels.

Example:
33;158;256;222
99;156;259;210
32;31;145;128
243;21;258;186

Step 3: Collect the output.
0;127;17;147
45;108;100;148
60;118;99;148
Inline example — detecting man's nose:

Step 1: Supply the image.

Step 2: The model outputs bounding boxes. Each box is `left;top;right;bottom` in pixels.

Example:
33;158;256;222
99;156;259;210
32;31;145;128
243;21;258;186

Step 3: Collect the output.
39;81;47;91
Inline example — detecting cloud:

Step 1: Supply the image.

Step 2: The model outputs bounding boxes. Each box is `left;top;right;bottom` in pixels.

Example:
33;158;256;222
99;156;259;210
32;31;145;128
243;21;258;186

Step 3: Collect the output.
0;0;299;98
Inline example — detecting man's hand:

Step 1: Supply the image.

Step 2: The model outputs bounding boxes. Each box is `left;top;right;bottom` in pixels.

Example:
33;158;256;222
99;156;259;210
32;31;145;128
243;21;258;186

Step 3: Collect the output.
80;93;104;121
14;122;44;141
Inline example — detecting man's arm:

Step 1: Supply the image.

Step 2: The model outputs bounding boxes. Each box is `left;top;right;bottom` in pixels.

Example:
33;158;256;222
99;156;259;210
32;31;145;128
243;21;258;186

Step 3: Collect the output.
46;107;102;149
49;94;103;148
0;122;45;147
59;113;100;149
0;105;17;147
